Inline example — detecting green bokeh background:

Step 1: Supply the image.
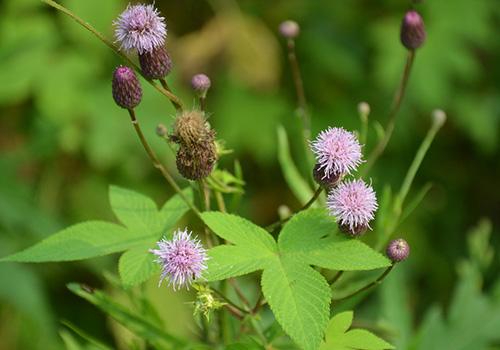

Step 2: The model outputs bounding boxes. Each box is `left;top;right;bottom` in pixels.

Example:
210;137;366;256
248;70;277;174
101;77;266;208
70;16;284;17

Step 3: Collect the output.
0;0;499;349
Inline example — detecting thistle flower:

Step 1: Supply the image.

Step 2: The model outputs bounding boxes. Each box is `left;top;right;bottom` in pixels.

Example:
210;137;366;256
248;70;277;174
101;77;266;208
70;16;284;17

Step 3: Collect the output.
279;20;300;39
310;127;363;182
400;10;426;50
386;238;410;262
112;66;142;109
150;229;208;290
327;179;378;236
114;3;167;54
139;47;172;79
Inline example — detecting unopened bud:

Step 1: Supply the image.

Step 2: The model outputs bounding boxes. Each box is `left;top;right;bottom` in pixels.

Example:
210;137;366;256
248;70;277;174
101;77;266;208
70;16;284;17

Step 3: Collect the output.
191;74;211;97
400;11;426;50
386;238;410;262
358;102;370;119
139;47;172;79
112;66;142;109
313;163;342;189
156;123;168;137
279;20;300;39
432;109;446;128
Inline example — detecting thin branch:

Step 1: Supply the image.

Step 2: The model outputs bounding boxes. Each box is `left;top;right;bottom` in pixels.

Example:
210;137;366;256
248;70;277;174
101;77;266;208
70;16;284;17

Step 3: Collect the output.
332;266;394;303
127;109;200;216
362;50;416;175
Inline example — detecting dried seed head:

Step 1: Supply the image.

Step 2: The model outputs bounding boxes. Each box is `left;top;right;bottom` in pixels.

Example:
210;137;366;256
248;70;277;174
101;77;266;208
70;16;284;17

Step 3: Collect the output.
386;238;410;262
139;47;172;79
400;10;426;50
112;66;142;109
173;110;217;180
191;74;211;97
279;20;300;39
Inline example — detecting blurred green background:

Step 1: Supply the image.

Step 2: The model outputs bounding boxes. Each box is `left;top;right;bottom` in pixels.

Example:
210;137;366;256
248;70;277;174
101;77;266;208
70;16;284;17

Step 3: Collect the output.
1;0;499;349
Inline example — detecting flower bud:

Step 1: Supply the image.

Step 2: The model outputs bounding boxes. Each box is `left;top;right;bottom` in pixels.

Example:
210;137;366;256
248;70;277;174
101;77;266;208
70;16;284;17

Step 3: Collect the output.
357;102;370;118
432;109;446;128
313;163;341;189
400;11;426;50
156;123;168;137
386;238;410;262
279;20;300;39
191;74;211;97
139;47;172;79
112;66;142;109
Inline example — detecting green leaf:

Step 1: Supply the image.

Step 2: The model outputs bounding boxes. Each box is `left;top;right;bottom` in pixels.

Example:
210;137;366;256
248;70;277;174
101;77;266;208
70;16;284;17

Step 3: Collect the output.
67;283;187;349
279;209;391;271
1;222;150;262
262;256;331;350
110;186;161;233
277;126;314;205
320;311;394;350
158;187;193;233
203;209;389;350
118;245;159;288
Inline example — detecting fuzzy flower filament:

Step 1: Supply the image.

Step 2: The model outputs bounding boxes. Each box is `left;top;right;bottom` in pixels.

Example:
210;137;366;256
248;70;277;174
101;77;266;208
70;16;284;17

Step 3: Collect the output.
150;229;208;290
327;179;378;236
311;127;363;184
114;3;167;54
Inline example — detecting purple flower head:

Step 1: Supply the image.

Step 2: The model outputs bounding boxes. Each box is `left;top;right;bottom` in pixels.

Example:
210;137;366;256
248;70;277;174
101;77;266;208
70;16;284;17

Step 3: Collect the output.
386;238;410;262
279;20;300;39
114;3;167;54
400;10;426;50
311;127;363;179
191;74;211;95
150;229;208;290
112;66;142;109
327;179;378;236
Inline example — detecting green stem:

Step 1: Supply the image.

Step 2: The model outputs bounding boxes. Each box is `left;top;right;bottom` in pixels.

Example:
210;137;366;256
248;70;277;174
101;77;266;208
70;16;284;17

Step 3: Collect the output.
197;180;214;247
332;266;393;303
43;0;184;111
265;186;323;231
211;287;248;316
159;78;182;112
362;50;416;176
127;109;200;216
329;271;344;286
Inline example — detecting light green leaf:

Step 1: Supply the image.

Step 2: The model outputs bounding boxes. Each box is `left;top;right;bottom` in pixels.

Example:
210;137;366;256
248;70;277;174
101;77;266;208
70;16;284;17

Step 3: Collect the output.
320;311;394;350
262;256;331;350
67;283;187;349
201;212;276;252
158;188;193;233
205;245;272;281
109;186;161;233
1;222;151;262
119;245;159;288
277;125;314;205
279;209;391;270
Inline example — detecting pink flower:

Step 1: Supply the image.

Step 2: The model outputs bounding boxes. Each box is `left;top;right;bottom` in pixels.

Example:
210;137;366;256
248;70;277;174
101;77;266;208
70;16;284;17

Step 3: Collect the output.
310;127;363;180
327;179;378;236
150;229;208;290
114;4;167;54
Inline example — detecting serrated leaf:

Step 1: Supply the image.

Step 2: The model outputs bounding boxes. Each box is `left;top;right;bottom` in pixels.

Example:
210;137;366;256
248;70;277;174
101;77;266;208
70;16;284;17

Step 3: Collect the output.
118;245;159;288
279;209;391;270
110;186;161;233
158;187;193;233
201;212;276;252
1;222;150;262
203;209;389;350
67;283;187;349
262;256;331;350
320;311;394;350
277;125;315;205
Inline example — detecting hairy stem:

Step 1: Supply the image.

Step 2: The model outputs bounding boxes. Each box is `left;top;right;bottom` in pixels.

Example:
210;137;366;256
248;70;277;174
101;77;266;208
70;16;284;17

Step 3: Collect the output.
362;50;416;176
332;266;394;303
43;0;184;111
127;109;199;216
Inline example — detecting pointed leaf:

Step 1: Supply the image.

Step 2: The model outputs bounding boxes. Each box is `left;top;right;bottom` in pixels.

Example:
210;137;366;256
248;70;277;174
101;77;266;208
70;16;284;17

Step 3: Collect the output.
325;311;353;337
201;212;276;252
2;222;152;262
262;256;331;350
118;245;159;288
109;186;160;233
205;245;273;281
158;188;193;232
279;209;391;270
